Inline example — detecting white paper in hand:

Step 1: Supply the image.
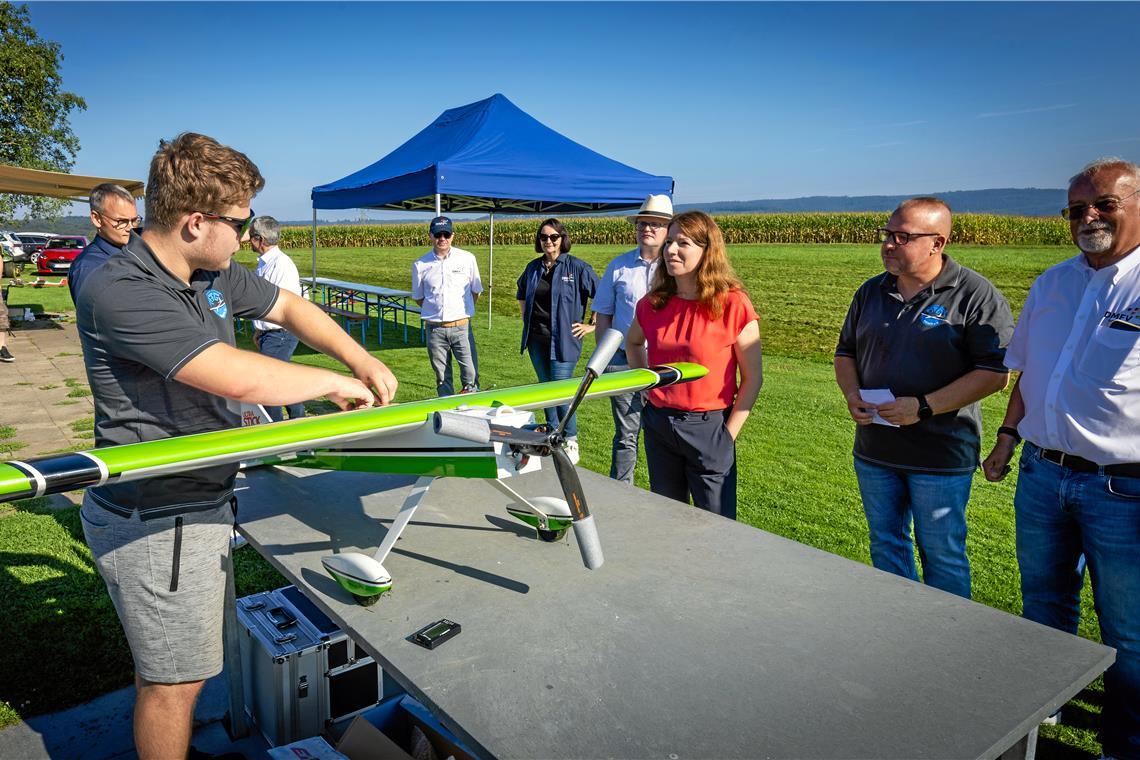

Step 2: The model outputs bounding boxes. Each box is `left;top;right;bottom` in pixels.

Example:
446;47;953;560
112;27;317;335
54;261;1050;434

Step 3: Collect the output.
859;388;899;427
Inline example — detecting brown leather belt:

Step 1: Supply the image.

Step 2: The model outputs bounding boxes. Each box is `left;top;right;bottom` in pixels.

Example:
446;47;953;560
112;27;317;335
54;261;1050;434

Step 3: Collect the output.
1039;447;1140;477
427;318;469;328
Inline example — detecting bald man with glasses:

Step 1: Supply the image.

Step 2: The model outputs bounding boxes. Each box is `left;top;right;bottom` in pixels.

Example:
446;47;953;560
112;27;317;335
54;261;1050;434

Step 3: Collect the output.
69;183;142;301
834;196;1013;600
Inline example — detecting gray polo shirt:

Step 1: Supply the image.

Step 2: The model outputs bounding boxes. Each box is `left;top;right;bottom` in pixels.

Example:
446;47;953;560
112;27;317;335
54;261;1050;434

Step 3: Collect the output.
76;233;279;518
835;255;1013;473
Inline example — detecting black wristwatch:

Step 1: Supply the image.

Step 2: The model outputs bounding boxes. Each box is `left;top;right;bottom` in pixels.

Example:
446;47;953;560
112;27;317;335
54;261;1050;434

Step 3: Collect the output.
916;394;933;420
997;425;1021;444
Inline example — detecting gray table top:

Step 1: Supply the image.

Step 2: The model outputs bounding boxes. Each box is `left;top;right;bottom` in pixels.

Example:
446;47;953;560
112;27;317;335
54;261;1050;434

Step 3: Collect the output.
234;465;1113;760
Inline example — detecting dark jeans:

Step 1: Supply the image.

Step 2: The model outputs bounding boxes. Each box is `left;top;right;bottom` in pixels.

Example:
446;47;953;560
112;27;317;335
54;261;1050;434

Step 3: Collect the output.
255;329;305;422
605;348;643;484
1015;442;1140;758
642;403;736;519
526;338;579;437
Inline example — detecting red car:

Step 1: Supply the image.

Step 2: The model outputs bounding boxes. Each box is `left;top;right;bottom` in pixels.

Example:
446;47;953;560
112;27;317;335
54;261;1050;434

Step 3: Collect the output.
34;235;88;275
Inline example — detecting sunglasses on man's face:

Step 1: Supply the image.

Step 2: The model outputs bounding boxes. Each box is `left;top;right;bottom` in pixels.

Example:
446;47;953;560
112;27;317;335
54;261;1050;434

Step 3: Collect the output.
1061;189;1140;220
539;234;562;243
433;231;453;239
199;209;255;237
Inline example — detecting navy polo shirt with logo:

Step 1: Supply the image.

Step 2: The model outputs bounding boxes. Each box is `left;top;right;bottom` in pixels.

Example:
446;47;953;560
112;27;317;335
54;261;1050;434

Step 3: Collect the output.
835;255;1014;473
76;233;279;518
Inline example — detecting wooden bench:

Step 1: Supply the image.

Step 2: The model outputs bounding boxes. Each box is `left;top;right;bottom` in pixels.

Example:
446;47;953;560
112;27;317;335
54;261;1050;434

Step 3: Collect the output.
317;303;368;342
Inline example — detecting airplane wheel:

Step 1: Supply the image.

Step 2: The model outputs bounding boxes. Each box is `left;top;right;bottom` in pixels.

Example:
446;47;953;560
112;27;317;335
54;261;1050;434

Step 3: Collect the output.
537;527;567;542
353;592;382;607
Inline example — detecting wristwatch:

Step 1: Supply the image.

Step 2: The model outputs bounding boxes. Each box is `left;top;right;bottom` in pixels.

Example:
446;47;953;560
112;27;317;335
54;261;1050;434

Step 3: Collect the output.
916;394;933;420
997;425;1021;444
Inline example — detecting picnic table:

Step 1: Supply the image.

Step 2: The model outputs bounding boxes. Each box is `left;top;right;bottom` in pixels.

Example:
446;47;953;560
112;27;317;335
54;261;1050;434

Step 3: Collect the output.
304;277;418;345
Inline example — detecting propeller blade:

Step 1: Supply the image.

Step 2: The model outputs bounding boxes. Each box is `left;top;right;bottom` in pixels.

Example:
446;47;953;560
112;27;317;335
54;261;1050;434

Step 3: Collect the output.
550;447;603;569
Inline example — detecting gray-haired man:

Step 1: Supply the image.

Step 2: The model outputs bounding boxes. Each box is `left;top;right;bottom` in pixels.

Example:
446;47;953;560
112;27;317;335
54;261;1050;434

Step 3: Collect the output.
69;183;141;301
250;216;307;421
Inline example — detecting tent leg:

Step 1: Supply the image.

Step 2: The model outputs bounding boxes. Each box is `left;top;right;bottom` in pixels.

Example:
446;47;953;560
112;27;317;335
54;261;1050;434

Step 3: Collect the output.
310;208;318;296
435;193;441;216
488;212;494;331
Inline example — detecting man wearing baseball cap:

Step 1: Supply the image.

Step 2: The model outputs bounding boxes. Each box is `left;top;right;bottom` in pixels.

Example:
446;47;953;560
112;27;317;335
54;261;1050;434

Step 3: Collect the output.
592;194;673;483
412;216;483;395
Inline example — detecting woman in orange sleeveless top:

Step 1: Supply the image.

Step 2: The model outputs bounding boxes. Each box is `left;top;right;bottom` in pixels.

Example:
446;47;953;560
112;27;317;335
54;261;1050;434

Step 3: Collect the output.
626;210;763;519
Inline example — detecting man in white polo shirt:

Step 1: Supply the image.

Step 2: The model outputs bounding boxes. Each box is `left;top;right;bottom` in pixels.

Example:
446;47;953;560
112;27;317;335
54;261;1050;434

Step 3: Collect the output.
983;157;1140;757
592;194;672;483
411;216;483;396
250;215;306;421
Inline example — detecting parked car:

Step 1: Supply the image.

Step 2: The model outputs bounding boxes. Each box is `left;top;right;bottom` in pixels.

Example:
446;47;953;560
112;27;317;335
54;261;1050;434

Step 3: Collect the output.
14;233;49;260
33;235;88;276
1;232;26;277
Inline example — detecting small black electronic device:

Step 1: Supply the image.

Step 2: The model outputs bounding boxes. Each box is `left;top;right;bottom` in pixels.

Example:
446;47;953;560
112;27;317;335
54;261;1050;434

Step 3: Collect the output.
411;618;461;650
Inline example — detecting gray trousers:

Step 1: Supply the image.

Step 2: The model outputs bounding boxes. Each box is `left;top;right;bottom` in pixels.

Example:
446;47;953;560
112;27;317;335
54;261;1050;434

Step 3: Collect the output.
427;322;478;396
605;360;644;484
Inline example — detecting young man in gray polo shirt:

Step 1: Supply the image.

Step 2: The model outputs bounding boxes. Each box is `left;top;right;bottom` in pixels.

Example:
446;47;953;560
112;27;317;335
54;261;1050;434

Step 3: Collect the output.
76;132;398;760
834;197;1013;599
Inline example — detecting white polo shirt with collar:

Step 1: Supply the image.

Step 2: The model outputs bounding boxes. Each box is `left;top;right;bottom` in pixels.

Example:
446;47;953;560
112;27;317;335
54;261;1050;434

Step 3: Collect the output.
411;247;483;323
252;245;301;331
1006;244;1140;464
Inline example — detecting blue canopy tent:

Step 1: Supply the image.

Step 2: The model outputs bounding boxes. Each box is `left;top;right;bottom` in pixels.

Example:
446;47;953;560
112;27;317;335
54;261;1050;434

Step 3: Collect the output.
310;93;673;326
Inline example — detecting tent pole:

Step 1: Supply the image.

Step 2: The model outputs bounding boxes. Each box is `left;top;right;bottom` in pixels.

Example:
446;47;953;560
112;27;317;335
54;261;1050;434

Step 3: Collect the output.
435;193;441;216
488;211;494;330
310;208;318;296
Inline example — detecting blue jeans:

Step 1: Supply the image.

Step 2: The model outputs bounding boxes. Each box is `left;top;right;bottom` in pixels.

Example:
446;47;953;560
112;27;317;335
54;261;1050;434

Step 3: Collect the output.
852;458;973;599
526;339;578;437
1015;443;1140;759
426;323;477;397
255;329;305;422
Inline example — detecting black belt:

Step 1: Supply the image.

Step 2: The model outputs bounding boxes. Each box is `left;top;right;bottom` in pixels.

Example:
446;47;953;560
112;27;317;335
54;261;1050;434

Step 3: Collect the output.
1038;447;1140;477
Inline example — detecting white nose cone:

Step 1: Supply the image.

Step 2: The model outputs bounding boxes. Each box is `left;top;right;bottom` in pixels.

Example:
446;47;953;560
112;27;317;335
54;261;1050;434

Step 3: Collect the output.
322;552;392;605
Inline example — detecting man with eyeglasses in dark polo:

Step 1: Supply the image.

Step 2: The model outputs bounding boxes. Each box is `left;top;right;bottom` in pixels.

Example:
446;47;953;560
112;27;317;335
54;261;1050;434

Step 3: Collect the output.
69;182;142;301
834;196;1013;600
592;194;672;484
983;158;1140;757
412;215;483;396
75;132;397;760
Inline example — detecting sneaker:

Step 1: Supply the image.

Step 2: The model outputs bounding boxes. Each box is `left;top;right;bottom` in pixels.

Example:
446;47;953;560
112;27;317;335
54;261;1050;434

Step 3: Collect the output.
1041;708;1061;726
0;346;13;362
564;437;580;465
459;384;479;394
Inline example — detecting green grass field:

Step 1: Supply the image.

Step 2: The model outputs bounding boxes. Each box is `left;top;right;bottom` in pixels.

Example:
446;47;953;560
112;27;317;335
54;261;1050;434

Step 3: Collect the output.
0;241;1105;755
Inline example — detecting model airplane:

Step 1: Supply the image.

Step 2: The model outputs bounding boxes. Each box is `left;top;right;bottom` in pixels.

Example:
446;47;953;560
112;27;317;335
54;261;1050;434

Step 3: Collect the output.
0;330;706;604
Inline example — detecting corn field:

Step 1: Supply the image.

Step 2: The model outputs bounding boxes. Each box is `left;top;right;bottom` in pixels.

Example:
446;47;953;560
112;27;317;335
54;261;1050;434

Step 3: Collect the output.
279;212;1070;249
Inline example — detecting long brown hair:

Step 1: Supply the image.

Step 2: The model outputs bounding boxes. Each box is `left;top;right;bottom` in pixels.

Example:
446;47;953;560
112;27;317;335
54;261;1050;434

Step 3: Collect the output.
646;210;743;319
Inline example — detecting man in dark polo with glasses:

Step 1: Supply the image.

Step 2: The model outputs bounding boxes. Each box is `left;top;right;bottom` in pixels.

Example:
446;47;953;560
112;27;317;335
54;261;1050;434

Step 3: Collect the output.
412;215;483;395
835;196;1013;600
68;182;141;301
75;132;398;760
983;158;1140;757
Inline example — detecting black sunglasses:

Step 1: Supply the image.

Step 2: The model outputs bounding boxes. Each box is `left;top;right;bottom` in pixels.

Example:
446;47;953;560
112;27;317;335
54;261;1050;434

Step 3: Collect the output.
876;228;941;246
199;209;255;237
1062;189;1140;220
433;231;453;239
538;233;562;243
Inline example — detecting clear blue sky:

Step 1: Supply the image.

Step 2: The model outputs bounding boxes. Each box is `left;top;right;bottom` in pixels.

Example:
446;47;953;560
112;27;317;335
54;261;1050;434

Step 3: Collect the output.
25;1;1140;221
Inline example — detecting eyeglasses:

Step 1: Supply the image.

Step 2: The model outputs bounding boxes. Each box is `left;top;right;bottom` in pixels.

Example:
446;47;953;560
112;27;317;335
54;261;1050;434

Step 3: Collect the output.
97;212;143;231
637;220;668;231
538;234;562;243
199;209;255;237
1061;188;1140;220
876;228;941;246
433;231;453;239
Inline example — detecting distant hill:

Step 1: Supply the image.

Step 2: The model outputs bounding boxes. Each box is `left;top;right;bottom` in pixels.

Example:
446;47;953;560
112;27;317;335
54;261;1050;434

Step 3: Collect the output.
5;188;1067;234
678;188;1067;218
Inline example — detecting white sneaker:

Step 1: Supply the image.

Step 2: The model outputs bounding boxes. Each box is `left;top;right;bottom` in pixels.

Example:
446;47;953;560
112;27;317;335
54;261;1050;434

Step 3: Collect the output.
564;437;580;465
1040;709;1061;726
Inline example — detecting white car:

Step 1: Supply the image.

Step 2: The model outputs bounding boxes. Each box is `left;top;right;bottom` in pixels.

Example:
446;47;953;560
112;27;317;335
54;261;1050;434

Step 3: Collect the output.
1;232;26;277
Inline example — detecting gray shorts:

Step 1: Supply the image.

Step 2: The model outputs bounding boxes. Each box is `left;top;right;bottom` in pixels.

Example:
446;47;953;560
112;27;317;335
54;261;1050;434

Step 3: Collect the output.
80;495;235;683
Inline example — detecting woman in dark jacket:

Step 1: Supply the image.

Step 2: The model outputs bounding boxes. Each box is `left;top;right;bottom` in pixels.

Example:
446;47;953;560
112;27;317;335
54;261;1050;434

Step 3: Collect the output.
516;218;599;462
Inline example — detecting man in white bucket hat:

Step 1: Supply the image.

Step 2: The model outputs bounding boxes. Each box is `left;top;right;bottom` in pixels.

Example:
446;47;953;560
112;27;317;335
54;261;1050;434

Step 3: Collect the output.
592;194;674;483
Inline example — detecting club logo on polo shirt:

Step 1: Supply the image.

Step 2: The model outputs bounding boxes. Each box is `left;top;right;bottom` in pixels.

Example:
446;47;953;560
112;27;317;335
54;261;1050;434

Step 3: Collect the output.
1104;304;1140;331
205;289;228;319
919;304;948;328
